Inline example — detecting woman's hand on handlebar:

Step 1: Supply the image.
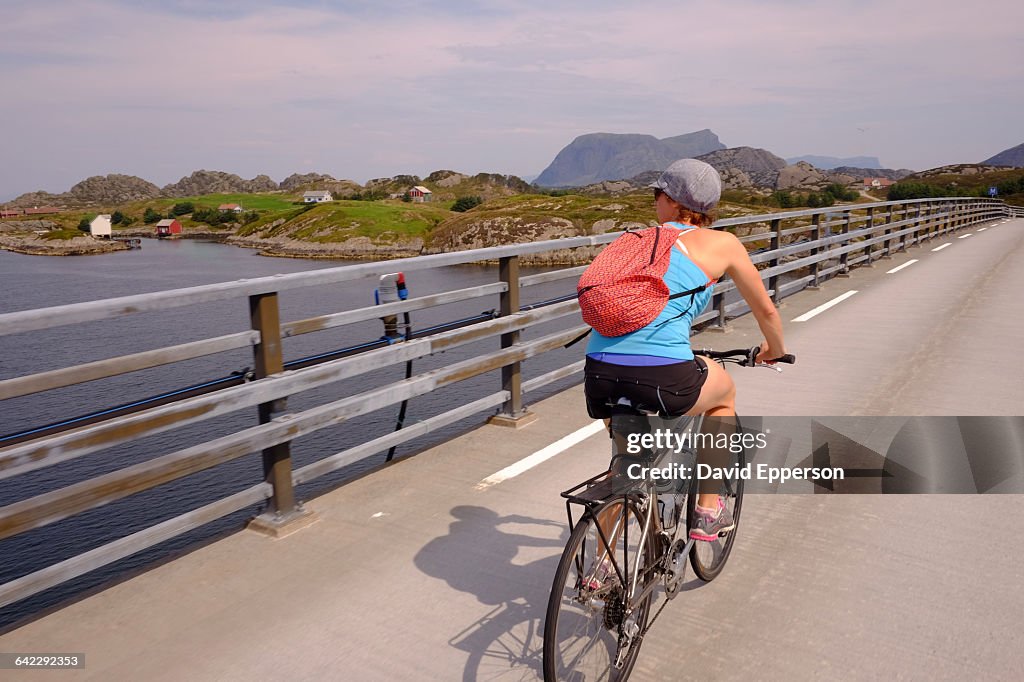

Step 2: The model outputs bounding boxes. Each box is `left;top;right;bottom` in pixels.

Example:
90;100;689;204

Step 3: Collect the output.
755;340;787;365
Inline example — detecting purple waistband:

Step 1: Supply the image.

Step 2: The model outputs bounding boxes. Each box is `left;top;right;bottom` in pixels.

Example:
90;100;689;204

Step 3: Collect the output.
586;352;687;366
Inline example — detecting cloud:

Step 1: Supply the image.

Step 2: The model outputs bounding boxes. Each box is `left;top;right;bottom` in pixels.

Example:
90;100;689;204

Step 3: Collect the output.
1;0;1022;199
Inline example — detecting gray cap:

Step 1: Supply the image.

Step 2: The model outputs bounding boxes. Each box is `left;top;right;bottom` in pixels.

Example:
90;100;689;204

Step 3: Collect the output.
650;158;722;213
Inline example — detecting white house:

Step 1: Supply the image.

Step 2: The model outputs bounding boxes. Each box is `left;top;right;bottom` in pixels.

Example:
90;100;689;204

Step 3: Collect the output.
218;203;243;213
303;190;333;203
89;214;112;238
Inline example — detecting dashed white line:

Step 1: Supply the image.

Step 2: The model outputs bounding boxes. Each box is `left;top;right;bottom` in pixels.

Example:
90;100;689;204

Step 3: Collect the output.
978;227;987;232
932;243;952;252
886;259;918;274
475;420;606;489
792;290;858;322
958;233;973;239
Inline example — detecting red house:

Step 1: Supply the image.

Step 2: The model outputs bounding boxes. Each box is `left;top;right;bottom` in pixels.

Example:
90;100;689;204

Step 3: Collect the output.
408;185;433;202
156;218;183;237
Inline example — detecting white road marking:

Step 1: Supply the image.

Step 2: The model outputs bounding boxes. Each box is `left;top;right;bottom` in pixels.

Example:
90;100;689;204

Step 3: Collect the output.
475;420;606;489
886;259;918;274
978;227;987;232
932;243;952;252
371;512;388;518
958;234;973;239
792;290;858;322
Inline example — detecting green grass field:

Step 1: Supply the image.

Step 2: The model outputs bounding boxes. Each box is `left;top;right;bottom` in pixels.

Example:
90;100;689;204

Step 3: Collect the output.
236;199;452;242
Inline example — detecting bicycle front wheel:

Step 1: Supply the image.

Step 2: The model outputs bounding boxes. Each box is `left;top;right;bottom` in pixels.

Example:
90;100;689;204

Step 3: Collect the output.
688;414;746;582
543;497;656;681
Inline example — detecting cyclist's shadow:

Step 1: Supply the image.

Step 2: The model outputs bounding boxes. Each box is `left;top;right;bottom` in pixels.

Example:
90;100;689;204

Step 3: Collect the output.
413;505;568;681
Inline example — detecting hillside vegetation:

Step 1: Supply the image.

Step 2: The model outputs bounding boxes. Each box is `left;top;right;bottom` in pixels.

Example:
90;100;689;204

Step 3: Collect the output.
888;166;1024;205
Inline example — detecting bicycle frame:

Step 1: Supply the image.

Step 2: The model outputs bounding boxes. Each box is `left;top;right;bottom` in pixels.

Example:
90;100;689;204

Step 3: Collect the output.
559;412;703;615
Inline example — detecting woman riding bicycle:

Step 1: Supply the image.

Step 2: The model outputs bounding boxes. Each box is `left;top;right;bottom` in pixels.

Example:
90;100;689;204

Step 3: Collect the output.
583;158;787;543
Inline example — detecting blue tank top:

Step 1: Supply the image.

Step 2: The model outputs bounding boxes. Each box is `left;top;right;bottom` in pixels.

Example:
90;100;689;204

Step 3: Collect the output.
585;224;714;361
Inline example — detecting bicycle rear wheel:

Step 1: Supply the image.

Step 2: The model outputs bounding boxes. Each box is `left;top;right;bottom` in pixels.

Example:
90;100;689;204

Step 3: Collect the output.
688;415;746;582
543;497;656;681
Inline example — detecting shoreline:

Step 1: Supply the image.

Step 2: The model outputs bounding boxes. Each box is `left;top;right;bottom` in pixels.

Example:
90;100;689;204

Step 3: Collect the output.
1;225;599;264
0;234;129;256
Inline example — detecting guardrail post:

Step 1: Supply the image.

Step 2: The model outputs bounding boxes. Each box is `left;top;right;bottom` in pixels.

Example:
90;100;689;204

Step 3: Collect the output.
488;255;537;428
768;218;782;303
906;204;919;250
862;207;875;266
837;210;852;277
808;213;822;289
882;204;894;258
246;291;316;537
710;290;729;331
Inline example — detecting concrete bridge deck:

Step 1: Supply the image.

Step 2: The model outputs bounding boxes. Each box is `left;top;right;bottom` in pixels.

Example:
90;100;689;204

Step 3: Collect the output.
2;216;1023;680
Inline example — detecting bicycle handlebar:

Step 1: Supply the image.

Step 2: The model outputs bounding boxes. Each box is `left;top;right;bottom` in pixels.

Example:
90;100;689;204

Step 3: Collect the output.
696;347;796;367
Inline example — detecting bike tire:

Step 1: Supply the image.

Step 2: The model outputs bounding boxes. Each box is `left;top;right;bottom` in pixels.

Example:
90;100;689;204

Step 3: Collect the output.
687;414;746;582
543;498;656;681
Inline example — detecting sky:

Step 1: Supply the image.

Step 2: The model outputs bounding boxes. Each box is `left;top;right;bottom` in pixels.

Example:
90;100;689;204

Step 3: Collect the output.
1;0;1022;200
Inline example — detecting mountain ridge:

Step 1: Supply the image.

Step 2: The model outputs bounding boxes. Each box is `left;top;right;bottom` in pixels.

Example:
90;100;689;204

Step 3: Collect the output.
534;129;726;187
981;142;1024;167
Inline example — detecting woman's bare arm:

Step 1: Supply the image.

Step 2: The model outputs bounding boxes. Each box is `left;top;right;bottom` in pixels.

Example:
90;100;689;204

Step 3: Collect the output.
721;233;786;361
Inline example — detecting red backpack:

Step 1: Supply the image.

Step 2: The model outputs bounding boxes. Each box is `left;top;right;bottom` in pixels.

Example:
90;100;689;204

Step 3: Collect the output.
577;225;715;337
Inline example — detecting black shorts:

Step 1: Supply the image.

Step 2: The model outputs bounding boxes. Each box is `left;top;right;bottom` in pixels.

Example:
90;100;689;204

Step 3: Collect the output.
583;356;709;419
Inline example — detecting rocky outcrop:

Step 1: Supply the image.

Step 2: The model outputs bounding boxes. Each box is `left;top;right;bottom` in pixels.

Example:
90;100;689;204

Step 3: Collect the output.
226;233;425;260
0;220;57;232
162;170;278;197
365;174;422;191
10;175;160;207
911;164;1009;178
578;180;637;196
425;170;467;187
279;172;337;191
66;174;162;203
981;142;1024;167
8;191;61;208
0;234;128;256
775;162;830;190
717;167;756;190
535;130;726;187
697;147;788;188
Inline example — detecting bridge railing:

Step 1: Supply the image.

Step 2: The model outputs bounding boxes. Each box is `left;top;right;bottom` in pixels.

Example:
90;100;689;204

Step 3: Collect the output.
0;197;1007;610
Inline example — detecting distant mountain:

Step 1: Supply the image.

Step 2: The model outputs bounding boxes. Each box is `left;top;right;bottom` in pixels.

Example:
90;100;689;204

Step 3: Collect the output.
981;143;1024;167
786;155;882;169
831;166;913;181
535;130;726;187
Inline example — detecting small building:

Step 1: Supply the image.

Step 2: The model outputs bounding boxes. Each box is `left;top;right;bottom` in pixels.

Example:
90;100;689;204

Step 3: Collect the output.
303;190;333;203
156;218;183;237
89;214;112;238
218;203;243;213
408;186;433;203
863;177;895;189
24;206;60;215
0;208;24;218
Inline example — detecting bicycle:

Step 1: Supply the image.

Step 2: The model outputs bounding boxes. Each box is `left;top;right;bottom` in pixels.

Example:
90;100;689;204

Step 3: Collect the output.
542;346;795;681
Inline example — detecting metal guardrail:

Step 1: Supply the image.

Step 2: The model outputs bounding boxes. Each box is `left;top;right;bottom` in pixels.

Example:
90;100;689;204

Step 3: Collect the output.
0;196;1008;609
